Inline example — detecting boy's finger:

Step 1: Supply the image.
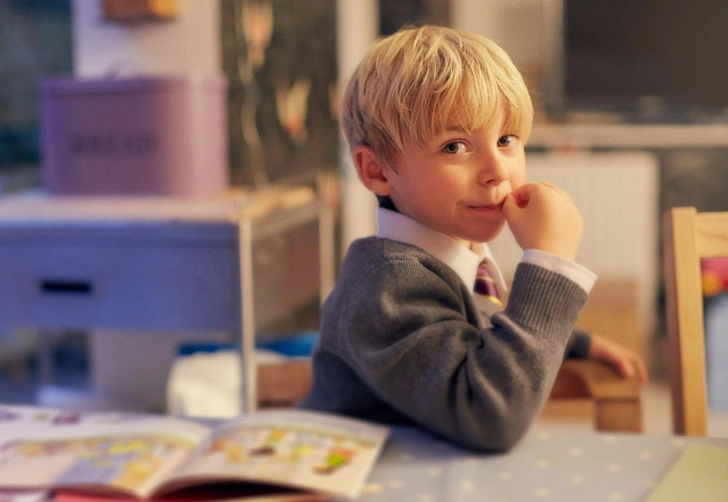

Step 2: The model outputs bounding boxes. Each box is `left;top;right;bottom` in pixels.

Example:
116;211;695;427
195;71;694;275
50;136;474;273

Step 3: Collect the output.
606;354;634;379
510;182;535;197
636;360;649;384
509;183;537;206
611;357;634;378
502;193;518;216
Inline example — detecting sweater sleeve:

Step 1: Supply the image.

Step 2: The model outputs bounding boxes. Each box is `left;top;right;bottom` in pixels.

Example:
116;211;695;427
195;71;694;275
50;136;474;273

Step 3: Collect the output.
339;259;589;452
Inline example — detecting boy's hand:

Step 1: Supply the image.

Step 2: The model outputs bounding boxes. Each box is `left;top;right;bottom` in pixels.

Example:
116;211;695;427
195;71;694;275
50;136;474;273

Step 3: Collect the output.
588;334;648;384
502;182;583;261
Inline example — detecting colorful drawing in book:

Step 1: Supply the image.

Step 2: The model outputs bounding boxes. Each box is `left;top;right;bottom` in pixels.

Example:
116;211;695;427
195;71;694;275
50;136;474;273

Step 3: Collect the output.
291;432;318;462
0;435;192;492
195;422;382;488
249;428;286;456
210;436;251;463
313;443;355;475
54;436;189;491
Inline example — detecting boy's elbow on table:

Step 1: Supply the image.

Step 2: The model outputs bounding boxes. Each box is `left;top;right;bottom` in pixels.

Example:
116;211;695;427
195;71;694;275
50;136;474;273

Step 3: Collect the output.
452;423;529;454
443;409;533;453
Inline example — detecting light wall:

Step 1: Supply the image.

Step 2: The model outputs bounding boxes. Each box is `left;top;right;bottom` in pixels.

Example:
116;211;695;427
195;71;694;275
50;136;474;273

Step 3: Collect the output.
337;0;379;253
452;0;557;117
452;0;547;64
71;0;221;77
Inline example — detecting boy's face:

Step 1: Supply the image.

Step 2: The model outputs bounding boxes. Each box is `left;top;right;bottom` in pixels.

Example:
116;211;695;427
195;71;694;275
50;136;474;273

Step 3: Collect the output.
385;113;526;245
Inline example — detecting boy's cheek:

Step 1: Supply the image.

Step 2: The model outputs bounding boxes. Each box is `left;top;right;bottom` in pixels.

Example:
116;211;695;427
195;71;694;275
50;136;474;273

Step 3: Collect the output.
508;173;526;192
510;162;527;189
507;150;527;188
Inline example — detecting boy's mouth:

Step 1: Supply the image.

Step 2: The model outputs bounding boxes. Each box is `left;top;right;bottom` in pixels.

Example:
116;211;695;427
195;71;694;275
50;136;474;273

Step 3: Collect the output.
468;200;504;211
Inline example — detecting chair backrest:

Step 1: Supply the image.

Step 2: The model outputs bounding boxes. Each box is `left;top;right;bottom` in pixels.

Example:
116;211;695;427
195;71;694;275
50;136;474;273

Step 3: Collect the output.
663;207;728;436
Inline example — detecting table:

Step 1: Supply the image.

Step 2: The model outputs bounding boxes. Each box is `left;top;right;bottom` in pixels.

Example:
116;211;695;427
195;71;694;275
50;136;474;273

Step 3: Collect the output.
0;186;334;412
2;404;726;501
357;424;728;502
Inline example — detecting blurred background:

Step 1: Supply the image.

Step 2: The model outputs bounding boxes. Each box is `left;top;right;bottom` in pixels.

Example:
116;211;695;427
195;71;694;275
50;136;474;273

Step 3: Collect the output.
0;0;727;432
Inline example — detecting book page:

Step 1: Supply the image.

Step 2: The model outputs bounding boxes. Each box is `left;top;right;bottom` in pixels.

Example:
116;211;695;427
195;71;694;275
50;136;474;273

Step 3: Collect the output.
0;406;211;497
161;410;389;500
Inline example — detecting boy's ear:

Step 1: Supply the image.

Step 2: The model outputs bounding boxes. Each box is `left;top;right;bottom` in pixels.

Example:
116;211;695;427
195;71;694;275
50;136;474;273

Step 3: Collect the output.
353;146;392;196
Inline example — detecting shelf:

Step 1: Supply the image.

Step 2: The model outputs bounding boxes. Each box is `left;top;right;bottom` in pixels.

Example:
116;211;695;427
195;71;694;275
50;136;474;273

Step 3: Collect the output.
529;123;728;149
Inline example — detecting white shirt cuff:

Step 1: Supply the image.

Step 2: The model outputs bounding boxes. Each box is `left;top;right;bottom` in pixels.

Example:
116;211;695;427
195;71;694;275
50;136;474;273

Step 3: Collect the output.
522;249;597;293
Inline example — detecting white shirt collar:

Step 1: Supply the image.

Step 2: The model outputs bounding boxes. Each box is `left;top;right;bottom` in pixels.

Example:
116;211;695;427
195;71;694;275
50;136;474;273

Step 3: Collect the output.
376;207;508;294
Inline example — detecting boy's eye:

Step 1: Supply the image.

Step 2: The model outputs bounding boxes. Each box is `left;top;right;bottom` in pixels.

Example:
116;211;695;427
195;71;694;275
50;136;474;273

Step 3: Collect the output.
497;135;518;147
442;141;467;154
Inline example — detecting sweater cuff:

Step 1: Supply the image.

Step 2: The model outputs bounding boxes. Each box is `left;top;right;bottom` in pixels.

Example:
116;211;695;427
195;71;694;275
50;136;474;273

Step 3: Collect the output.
522;249;597;294
505;262;589;342
565;329;592;359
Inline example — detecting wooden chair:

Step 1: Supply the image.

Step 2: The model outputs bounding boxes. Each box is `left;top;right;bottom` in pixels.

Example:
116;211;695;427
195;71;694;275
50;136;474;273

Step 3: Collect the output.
548;359;642;432
258;358;643;433
662;207;728;436
257;360;313;409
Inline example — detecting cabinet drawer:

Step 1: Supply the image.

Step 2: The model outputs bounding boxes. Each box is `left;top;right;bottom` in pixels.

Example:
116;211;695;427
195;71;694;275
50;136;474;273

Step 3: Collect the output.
0;240;241;332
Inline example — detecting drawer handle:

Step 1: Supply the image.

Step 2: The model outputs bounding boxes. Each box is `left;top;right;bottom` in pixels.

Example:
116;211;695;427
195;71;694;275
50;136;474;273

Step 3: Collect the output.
40;280;92;295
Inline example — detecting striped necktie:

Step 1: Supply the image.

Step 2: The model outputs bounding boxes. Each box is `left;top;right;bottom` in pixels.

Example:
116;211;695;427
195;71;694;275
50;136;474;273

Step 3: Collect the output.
474;259;503;306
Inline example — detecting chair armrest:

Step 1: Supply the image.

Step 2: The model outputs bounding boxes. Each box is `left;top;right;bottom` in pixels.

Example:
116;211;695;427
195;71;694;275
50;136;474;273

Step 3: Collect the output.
550;359;641;400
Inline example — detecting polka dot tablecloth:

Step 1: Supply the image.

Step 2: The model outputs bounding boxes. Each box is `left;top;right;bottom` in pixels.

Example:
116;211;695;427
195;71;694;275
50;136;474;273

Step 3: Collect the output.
349;424;728;502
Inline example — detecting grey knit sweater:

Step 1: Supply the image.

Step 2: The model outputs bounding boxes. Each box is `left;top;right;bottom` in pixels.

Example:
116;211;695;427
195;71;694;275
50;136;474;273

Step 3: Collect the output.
299;237;589;452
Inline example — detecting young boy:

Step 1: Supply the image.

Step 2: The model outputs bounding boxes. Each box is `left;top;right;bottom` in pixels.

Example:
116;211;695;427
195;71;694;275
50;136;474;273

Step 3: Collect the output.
299;25;645;452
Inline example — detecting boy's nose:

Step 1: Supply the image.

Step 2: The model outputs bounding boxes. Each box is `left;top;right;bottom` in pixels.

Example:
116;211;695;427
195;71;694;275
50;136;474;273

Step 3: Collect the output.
477;156;509;186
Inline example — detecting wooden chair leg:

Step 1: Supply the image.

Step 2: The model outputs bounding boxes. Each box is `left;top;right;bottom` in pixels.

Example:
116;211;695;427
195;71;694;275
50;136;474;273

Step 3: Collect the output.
595;398;643;433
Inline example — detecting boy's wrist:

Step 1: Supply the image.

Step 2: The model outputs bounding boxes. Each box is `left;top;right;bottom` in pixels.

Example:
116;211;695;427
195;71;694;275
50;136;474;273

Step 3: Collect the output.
506;262;589;341
521;249;596;293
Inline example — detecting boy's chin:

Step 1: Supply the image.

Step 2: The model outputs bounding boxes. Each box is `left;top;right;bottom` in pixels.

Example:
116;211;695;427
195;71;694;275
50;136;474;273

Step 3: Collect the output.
466;222;507;243
455;228;504;244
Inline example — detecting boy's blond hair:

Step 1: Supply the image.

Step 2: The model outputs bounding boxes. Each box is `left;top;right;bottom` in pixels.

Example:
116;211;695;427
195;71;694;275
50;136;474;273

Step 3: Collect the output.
342;25;534;169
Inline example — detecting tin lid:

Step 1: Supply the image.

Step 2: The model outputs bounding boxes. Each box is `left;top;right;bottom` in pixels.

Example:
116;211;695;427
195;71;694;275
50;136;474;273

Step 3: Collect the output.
38;74;227;97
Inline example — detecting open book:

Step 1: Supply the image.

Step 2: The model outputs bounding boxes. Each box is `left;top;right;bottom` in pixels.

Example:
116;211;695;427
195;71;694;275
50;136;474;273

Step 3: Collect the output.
0;405;389;500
